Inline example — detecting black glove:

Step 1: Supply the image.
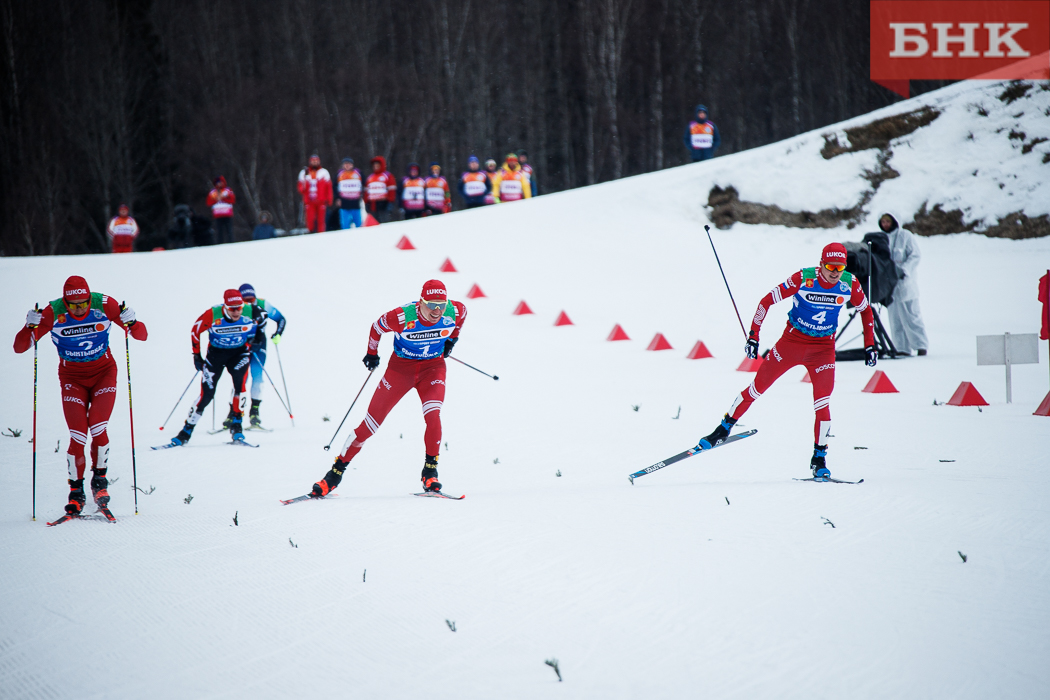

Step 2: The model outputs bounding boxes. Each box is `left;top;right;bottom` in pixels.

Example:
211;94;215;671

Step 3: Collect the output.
193;353;204;371
745;332;759;360
865;345;878;367
363;353;380;371
442;337;458;358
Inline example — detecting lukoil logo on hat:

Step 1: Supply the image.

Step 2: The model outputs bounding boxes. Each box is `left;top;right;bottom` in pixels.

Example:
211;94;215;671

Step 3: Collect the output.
421;279;447;301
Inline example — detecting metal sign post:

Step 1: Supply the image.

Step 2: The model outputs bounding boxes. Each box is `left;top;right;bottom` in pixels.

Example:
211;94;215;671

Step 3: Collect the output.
977;332;1040;403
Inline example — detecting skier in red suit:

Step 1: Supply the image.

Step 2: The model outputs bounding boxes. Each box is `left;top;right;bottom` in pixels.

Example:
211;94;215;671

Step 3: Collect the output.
364;155;398;224
697;243;875;480
206;176;237;244
107;204;139;254
311;279;467;498
13;276;147;516
298;154;333;233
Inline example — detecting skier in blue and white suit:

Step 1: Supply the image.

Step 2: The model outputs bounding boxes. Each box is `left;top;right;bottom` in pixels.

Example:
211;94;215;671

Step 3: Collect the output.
223;283;287;429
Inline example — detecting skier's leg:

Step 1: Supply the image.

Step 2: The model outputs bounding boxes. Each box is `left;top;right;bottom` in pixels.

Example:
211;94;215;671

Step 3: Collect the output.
250;347;265;401
338;363;415;462
416;361;447;491
86;363;118;505
59;378;90;513
177;357;224;442
805;345;836;477
727;337;799;421
228;351;251;436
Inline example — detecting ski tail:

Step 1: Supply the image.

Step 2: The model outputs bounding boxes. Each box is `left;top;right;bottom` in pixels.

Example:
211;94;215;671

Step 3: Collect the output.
629;429;757;482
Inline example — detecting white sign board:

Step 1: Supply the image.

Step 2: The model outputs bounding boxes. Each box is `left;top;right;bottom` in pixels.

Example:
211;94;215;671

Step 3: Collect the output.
976;333;1040;403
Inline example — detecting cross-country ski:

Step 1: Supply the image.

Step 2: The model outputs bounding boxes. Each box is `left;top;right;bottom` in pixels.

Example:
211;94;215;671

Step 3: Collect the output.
629;430;758;483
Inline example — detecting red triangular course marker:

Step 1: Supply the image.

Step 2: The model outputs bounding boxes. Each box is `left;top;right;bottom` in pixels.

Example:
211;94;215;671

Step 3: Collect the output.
946;381;988;406
513;300;534;315
364;214;380;227
646;333;673;351
862;370;898;394
439;258;457;272
736;358;763;372
466;284;486;299
686;341;713;359
554;311;573;326
607;324;630;341
396;235;415;250
1034;390;1050;416
801;369;812;383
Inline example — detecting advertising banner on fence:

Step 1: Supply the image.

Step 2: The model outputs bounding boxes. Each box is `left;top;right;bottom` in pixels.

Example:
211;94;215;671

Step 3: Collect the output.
871;1;1050;97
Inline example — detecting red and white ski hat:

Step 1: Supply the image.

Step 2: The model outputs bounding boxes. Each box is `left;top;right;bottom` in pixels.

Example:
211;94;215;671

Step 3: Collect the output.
821;242;848;267
223;289;244;309
63;275;91;303
420;279;448;302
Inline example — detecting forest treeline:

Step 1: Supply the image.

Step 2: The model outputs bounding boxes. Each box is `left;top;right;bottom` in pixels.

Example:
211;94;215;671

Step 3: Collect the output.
0;0;943;255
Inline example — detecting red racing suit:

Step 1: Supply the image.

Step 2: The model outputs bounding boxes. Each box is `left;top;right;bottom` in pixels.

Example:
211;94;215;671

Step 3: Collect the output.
339;300;468;464
13;296;148;479
298;166;333;232
728;269;874;444
107;215;139;253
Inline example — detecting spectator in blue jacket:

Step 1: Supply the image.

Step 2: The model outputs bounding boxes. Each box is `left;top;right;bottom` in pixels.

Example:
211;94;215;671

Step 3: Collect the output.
683;104;721;162
252;211;276;240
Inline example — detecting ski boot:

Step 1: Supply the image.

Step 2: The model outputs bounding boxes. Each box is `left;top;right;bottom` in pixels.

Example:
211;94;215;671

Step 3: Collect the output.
65;478;86;516
249;399;262;429
810;444;830;480
230;416;245;442
90;469;110;508
312;459;347;497
698;413;737;450
170;423;194;447
222;404;237;430
421;456;442;493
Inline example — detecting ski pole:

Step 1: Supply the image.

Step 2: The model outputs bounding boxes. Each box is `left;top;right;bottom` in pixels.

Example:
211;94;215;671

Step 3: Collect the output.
274;343;294;426
122;304;139;515
704;224;747;339
448;355;499;381
31;303;38;521
160;371;200;431
324;369;374;451
261;364;293;421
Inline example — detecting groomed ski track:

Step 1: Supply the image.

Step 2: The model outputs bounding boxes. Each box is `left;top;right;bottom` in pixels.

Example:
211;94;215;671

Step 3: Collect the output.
1;80;1048;699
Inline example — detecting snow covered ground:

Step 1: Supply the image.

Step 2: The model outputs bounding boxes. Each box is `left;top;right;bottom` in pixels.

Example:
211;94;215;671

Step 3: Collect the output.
1;80;1048;699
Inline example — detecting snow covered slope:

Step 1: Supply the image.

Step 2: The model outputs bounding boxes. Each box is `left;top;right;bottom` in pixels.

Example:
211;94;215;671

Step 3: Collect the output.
1;79;1048;700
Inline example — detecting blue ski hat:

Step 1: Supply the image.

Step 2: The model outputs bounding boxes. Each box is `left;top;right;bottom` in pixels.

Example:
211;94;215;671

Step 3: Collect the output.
238;283;256;299
695;104;708;115
467;155;479;165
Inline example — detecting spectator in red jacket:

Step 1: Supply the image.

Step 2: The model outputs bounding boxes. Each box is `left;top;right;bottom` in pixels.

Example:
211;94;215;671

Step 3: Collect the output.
107;204;139;254
206;176;237;244
298;154;333;232
364;155;397;224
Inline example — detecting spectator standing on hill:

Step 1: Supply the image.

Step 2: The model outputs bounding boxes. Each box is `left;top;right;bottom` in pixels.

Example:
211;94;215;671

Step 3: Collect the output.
483;159;498;205
107;203;139;254
492;154;532;203
207;176;237;244
876;212;928;356
425;163;451;215
400;163;427;220
683;104;721;162
460;156;490;209
518;150;537;196
252;211;276;240
336;157;363;229
365;156;397;223
298;154;332;233
168;204;193;249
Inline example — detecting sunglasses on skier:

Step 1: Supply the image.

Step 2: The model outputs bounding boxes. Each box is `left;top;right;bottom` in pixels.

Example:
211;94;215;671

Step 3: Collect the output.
420;300;447;312
823;263;846;272
66;299;90;313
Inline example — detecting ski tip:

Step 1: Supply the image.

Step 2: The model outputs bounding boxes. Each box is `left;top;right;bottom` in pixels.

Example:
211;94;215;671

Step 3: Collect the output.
628;475;635;485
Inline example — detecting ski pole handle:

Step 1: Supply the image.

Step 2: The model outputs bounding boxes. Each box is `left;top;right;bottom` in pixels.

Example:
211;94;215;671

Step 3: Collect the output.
448;355;498;380
325;369;375;451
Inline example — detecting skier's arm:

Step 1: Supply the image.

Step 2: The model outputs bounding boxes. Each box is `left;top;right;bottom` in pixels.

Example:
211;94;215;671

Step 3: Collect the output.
750;271;804;340
850;278;876;348
102;296;148;340
366;308;405;355
13;305;55;353
190;309;214;356
450;301;468;338
266;302;287;338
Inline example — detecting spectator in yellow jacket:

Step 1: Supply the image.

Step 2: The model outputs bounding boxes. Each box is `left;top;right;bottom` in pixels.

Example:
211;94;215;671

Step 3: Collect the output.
491;154;532;203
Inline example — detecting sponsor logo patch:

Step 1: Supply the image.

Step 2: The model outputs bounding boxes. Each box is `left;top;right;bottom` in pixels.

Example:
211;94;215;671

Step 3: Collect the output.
804;293;840;305
60;325;99;337
94;386;117;395
814;363;836;374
